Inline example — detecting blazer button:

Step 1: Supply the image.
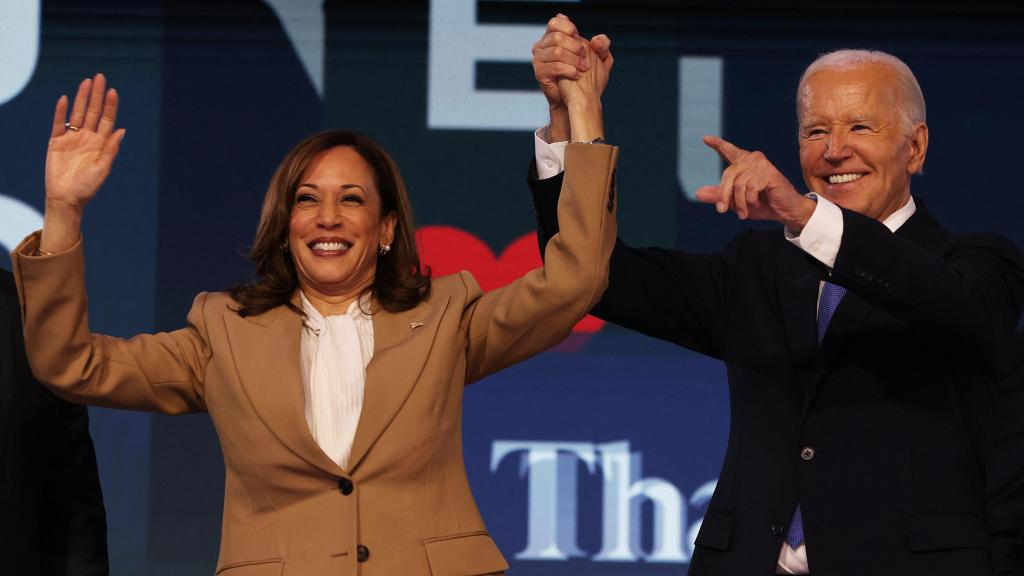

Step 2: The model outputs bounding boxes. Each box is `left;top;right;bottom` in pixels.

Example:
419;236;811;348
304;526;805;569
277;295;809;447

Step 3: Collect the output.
338;477;354;495
801;447;815;461
770;523;785;536
357;544;370;562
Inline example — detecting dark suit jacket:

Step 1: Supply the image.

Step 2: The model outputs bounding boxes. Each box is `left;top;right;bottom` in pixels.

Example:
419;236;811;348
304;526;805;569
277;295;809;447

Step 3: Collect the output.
988;330;1024;575
532;169;1024;576
0;268;108;575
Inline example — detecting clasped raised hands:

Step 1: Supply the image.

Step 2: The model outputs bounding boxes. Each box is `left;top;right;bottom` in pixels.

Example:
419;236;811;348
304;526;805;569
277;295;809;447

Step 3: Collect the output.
532;14;613;143
532;14;613;109
46;74;125;212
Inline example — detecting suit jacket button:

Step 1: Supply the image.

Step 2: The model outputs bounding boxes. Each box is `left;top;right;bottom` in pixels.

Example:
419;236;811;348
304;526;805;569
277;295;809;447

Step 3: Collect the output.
357;544;370;562
801;447;815;461
338;477;354;495
770;523;785;536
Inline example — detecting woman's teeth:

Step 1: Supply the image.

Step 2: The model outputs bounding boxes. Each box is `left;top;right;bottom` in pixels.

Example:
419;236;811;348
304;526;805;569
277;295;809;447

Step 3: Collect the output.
312;241;350;251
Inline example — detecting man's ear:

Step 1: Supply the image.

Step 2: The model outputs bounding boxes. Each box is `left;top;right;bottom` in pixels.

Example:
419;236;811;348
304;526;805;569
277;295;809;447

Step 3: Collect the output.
907;122;929;175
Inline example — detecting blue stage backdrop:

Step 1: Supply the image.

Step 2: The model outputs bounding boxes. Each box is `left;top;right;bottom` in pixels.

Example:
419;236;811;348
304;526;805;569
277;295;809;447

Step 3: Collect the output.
1;1;1022;574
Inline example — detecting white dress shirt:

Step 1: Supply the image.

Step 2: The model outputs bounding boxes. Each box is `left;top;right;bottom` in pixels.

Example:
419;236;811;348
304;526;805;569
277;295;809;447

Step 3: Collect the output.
299;292;375;470
534;130;917;574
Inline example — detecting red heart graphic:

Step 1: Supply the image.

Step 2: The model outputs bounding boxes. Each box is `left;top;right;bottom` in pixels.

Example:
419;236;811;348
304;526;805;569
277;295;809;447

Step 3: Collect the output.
416;225;604;334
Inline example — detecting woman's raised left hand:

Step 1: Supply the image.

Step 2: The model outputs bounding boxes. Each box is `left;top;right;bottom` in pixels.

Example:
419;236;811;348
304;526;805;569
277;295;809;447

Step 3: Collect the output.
41;73;126;252
46;74;125;210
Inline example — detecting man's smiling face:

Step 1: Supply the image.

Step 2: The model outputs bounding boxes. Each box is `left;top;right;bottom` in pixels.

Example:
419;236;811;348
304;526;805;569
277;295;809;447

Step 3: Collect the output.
798;63;928;222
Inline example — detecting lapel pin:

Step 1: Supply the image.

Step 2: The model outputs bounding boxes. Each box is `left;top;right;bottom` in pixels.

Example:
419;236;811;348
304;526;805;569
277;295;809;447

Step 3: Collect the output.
410;321;424;330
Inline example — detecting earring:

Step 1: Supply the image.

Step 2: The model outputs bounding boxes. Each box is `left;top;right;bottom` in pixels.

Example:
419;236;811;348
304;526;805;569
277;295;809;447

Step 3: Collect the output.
281;241;289;252
379;243;391;256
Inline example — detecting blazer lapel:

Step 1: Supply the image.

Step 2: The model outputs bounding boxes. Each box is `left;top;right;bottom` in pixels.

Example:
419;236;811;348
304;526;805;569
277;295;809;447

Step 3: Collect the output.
776;240;876;418
798;199;941;417
813;200;943;375
223;297;342;477
777;242;824;394
346;296;449;473
895;199;946;249
800;290;873;417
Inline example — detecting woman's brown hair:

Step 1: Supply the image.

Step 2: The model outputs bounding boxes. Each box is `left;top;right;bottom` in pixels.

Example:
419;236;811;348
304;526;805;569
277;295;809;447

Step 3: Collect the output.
229;130;430;317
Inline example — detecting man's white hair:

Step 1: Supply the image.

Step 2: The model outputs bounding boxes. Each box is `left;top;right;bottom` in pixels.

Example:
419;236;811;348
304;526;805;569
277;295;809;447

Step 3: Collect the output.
797;49;927;135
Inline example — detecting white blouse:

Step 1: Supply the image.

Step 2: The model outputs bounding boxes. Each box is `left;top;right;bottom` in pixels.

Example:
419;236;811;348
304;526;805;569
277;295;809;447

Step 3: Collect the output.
298;292;374;470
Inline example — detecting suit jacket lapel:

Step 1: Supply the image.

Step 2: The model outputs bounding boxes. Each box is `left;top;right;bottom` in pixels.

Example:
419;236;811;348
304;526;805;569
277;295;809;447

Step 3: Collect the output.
894;199;945;248
223;297;342;477
777;242;824;395
777;239;874;419
801;290;873;417
814;199;943;372
347;296;449;473
797;198;943;417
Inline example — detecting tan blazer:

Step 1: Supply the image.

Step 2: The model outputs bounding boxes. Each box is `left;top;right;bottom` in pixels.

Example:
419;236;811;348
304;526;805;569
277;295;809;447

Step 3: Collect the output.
11;144;618;576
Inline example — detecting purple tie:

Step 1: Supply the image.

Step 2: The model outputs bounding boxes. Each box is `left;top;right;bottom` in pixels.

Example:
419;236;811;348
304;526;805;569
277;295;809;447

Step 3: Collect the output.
786;503;805;549
786;281;847;548
816;281;847;344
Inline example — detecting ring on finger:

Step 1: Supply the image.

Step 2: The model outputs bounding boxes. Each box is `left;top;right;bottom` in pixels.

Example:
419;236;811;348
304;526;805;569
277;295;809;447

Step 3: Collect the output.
64;122;81;132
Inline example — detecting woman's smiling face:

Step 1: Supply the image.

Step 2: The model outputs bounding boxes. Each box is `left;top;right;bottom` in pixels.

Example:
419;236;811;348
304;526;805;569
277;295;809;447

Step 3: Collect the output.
288;145;396;304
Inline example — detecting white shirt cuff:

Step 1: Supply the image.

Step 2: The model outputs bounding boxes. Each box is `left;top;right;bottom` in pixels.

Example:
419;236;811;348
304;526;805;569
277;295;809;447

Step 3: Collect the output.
534;127;568;180
784;194;843;269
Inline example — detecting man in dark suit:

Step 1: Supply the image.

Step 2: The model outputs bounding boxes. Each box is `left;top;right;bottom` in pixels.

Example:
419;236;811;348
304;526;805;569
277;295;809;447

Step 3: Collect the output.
530;15;1024;576
1;267;108;575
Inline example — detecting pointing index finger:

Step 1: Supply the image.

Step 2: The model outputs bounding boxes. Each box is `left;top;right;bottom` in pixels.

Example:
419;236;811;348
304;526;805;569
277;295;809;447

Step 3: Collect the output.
703;135;748;165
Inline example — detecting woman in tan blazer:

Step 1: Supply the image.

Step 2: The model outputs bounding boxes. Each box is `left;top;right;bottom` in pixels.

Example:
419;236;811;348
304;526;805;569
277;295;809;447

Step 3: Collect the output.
11;38;616;576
